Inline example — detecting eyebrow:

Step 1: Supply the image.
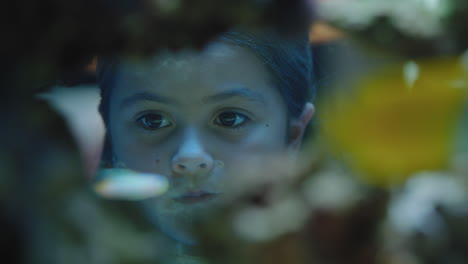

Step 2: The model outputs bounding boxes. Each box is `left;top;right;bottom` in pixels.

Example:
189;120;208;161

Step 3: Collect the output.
202;87;266;105
119;87;266;109
120;91;175;109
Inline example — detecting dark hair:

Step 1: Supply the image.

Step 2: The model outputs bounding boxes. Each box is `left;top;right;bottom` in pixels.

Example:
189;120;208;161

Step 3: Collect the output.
218;30;314;118
97;29;314;164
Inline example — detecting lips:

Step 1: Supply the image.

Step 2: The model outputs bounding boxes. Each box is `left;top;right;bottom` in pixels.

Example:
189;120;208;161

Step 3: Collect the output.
173;190;219;204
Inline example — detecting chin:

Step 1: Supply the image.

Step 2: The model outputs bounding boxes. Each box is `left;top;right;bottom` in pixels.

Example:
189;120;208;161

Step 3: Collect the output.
163;225;199;246
141;199;201;246
157;211;200;246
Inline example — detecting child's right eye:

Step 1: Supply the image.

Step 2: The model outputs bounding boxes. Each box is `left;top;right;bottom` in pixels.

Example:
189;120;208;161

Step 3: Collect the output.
137;113;172;130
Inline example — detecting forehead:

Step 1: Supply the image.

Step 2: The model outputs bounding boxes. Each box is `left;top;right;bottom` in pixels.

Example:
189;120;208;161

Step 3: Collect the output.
112;42;278;103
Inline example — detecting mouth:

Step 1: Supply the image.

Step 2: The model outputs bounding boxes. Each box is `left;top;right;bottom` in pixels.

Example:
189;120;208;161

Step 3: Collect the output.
173;190;220;204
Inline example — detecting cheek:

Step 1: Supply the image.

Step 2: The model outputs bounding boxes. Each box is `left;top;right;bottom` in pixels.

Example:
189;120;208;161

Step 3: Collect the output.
118;141;158;171
211;112;288;160
218;128;285;176
111;127;168;173
216;122;289;194
210;125;286;166
242;121;288;151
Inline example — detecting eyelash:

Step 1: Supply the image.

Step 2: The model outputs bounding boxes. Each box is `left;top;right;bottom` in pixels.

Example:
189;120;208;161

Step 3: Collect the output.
134;110;252;131
136;112;172;130
213;110;251;129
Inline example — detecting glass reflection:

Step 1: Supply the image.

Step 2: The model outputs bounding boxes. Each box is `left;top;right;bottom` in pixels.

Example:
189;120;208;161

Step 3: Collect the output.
95;29;315;249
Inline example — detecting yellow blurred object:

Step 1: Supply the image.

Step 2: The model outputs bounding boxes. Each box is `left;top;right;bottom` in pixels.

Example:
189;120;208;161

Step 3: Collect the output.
309;22;345;44
320;55;468;186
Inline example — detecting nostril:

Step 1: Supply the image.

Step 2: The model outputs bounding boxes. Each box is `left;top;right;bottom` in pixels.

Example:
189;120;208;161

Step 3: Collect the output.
200;163;207;169
177;164;186;170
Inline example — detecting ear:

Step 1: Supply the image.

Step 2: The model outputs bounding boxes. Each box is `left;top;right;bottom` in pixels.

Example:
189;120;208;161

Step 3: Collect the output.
287;102;315;150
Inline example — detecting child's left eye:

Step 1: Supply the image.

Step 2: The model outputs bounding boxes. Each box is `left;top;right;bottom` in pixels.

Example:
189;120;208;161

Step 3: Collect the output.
214;111;250;128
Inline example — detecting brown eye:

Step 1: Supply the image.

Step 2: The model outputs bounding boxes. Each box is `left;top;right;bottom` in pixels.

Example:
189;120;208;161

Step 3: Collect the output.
215;111;249;128
138;113;171;130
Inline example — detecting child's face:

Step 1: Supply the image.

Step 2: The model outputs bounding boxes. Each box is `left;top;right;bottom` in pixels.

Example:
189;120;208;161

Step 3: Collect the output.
108;42;294;244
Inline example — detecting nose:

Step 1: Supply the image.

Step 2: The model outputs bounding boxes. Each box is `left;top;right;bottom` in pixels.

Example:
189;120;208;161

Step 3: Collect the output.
172;156;213;175
171;129;214;175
